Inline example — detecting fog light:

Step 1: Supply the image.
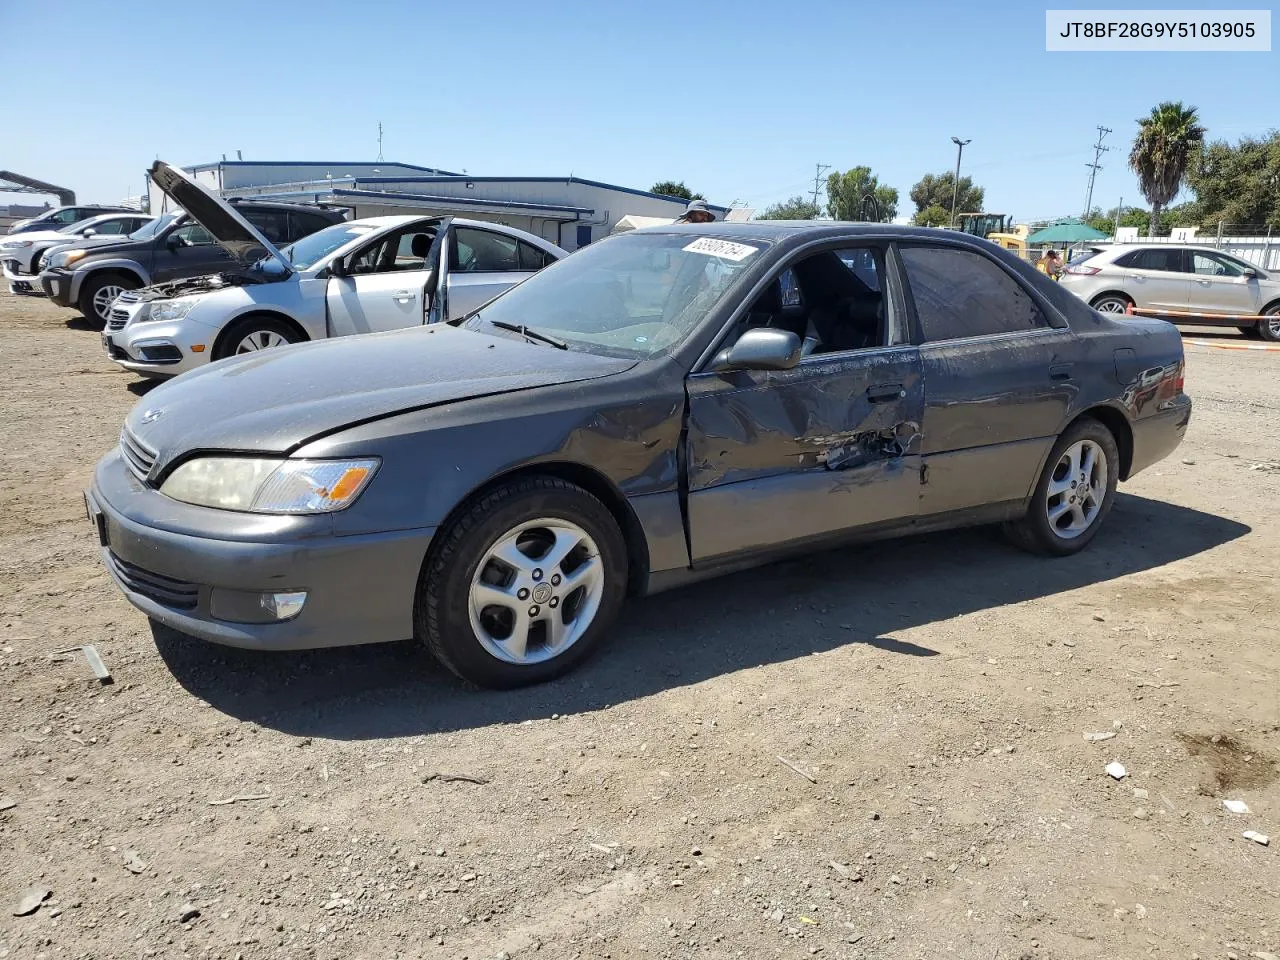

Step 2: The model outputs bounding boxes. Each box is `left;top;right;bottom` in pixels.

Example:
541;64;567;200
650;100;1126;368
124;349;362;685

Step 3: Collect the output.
261;591;307;621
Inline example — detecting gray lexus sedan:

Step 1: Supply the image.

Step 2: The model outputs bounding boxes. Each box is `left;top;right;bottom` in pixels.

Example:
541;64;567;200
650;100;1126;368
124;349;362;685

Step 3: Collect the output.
88;220;1191;688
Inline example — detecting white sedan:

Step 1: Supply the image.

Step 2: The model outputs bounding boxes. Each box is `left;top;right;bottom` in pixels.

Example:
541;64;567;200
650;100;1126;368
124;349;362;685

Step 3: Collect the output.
103;162;566;377
2;212;154;293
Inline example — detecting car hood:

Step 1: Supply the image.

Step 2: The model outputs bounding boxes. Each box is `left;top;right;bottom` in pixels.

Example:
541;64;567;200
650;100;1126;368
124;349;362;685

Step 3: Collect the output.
124;324;635;473
148;160;292;275
2;229;73;245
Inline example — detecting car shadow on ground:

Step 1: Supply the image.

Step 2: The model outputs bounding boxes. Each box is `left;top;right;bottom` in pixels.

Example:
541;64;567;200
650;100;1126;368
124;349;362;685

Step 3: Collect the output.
64;315;100;332
126;379;161;397
153;493;1249;740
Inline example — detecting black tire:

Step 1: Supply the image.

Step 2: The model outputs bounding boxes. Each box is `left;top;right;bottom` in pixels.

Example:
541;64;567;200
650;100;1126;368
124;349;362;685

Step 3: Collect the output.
1003;417;1120;557
1258;304;1280;343
416;477;629;688
77;272;139;330
214;315;302;360
1089;293;1133;315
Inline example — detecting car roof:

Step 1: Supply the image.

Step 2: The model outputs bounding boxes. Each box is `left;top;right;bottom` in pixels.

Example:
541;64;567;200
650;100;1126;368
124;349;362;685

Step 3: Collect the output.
226;199;346;216
631;220;1012;248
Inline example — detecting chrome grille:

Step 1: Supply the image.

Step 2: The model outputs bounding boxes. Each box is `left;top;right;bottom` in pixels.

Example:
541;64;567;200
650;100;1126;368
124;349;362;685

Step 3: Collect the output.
107;306;129;330
119;427;157;482
107;552;198;610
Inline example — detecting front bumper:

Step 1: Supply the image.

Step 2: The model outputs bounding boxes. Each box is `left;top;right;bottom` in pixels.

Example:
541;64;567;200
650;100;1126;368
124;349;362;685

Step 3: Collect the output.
41;268;77;306
3;259;43;294
1129;393;1192;477
88;449;435;651
103;317;213;377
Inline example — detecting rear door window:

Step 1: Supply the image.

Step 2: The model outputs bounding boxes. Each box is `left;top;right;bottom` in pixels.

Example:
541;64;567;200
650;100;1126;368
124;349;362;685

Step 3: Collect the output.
900;244;1047;341
1115;248;1186;272
452;227;520;272
289;210;338;241
517;241;553;271
242;209;290;243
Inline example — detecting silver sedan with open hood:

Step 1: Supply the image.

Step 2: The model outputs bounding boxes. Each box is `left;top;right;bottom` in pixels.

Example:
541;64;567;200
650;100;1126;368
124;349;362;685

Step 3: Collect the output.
103;161;566;377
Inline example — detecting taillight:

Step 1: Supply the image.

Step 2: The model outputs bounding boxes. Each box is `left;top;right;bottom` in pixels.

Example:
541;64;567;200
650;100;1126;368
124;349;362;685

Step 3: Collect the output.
1175;364;1185;393
1065;264;1101;275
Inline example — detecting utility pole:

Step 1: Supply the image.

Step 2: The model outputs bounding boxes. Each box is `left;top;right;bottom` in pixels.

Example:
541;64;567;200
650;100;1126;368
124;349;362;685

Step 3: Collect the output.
950;137;971;227
1113;196;1123;238
1083;125;1112;218
376;122;385;162
811;163;831;216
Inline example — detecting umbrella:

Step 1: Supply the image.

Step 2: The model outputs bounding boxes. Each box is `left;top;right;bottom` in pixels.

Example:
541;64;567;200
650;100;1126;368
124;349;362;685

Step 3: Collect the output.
1025;217;1109;245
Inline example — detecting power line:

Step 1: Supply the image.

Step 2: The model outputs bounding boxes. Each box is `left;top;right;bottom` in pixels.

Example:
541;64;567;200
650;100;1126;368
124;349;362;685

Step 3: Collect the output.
811;163;831;213
1083;125;1112;217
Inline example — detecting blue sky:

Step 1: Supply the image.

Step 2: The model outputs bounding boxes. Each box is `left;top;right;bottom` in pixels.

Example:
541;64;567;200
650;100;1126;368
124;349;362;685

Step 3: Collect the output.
3;0;1274;221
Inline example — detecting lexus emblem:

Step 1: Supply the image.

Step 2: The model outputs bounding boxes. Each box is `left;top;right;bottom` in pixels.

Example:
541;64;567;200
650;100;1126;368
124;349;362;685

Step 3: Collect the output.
140;408;164;424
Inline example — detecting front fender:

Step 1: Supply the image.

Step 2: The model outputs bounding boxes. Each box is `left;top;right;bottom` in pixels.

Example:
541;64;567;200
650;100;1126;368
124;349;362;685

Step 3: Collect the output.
72;259;150;300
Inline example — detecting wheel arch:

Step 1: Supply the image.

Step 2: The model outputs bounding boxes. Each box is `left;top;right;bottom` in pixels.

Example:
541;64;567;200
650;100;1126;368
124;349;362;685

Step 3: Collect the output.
1089;290;1134;309
427;460;651;598
211;310;310;358
1261;297;1280;315
82;263;147;290
1073;405;1134;480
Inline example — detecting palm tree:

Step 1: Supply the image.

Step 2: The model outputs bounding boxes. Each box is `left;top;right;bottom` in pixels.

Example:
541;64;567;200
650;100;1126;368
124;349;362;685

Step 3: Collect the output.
1128;102;1204;237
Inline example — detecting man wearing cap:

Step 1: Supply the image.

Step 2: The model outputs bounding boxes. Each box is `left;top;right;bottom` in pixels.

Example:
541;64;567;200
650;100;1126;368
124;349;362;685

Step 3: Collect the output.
675;199;716;224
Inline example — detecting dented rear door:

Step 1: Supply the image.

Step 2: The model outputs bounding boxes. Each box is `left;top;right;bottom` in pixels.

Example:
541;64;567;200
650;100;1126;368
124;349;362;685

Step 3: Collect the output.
685;346;924;564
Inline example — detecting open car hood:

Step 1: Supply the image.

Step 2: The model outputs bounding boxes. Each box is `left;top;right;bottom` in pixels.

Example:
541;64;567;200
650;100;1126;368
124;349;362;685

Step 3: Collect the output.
148;160;292;275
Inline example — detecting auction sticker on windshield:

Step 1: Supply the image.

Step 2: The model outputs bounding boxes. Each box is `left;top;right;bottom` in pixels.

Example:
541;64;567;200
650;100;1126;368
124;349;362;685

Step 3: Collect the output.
682;238;759;261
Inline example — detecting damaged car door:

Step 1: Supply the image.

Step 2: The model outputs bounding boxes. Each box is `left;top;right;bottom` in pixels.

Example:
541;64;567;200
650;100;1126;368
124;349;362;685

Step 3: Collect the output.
685;243;924;564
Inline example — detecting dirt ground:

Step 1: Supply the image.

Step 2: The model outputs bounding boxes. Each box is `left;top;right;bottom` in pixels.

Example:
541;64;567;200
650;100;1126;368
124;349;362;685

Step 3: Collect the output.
0;289;1277;960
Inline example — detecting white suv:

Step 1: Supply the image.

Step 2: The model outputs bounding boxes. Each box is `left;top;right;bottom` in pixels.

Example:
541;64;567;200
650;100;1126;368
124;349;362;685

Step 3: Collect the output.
1059;244;1280;341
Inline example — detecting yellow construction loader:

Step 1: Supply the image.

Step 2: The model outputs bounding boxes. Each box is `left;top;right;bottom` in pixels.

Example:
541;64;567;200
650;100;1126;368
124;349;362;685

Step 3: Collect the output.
955;213;1030;258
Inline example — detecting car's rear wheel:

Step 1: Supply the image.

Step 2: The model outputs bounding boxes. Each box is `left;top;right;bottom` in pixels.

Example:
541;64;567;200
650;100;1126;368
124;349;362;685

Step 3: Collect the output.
1003;418;1120;557
1090;293;1132;314
214;316;302;360
78;272;138;330
417;476;628;688
1258;304;1280;343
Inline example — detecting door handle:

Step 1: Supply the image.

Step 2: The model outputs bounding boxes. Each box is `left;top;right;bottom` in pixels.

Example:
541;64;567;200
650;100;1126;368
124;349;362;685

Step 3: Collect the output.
866;383;905;403
392;290;417;301
1194;278;1211;285
1050;362;1073;381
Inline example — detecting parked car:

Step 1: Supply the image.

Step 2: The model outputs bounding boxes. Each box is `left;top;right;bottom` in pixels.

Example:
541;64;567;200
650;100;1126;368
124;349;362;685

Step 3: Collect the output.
101;163;566;377
2;213;154;293
6;204;135;235
39;199;346;328
1060;244;1280;341
87;221;1190;689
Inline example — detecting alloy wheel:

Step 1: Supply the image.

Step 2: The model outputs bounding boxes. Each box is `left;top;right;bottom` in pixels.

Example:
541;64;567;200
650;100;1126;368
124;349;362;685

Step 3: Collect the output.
1093;297;1128;314
468;518;604;665
1045;439;1108;539
93;284;126;321
235;330;289;353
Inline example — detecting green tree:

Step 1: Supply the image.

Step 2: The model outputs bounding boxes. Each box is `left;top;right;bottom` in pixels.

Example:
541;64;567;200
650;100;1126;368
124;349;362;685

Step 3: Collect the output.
1128;101;1205;237
1085;202;1201;236
650;180;704;201
757;195;820;220
912;204;951;227
825;167;898;221
909;172;985;222
1186;130;1280;230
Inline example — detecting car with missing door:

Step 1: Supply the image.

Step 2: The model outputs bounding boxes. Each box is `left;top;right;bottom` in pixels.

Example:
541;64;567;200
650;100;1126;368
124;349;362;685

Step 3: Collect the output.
87;219;1190;689
1059;243;1280;341
101;163;566;377
39;197;345;328
2;212;155;293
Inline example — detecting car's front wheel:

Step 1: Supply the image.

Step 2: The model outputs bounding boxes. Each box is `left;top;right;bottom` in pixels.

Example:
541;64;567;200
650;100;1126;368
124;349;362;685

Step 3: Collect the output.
78;272;139;329
1090;293;1132;314
417;476;629;688
1004;418;1120;556
214;316;302;360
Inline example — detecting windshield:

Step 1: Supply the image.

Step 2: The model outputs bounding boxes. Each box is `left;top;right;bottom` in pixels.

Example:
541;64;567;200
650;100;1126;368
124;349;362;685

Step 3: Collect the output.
130;214;174;240
277;222;379;270
462;232;767;359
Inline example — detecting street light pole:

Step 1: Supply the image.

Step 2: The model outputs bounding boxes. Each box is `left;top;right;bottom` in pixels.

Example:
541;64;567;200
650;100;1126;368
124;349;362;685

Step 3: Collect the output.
950;136;971;228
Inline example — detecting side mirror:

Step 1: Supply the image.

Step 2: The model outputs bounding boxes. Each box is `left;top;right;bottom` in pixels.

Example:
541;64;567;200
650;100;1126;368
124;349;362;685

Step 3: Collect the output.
328;256;346;278
711;328;802;373
82;229;97;237
1242;267;1258;279
166;234;186;250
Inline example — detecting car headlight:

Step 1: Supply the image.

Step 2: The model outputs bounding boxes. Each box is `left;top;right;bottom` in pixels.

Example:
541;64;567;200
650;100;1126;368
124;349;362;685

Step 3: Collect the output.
1;240;33;249
159;457;379;514
148;298;198;322
52;249;88;268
